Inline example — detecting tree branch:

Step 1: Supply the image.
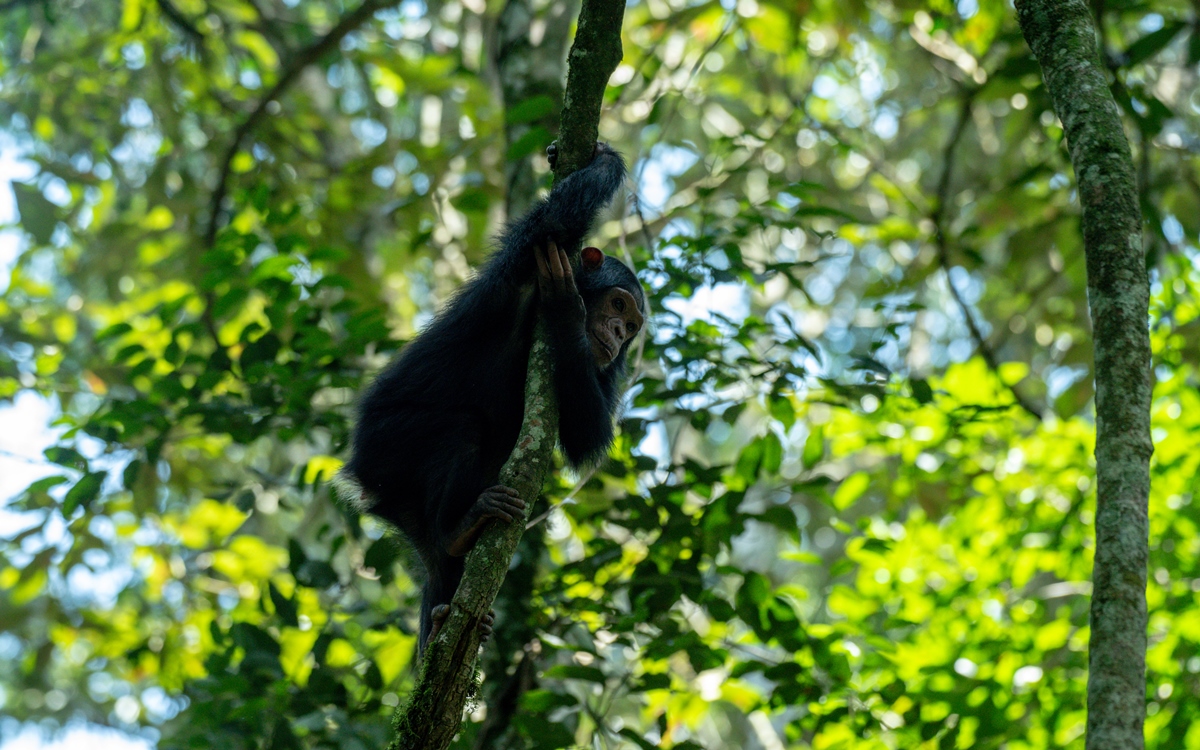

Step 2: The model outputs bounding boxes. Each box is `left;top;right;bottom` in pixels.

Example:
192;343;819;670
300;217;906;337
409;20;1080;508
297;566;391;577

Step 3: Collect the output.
155;0;205;45
1015;2;1151;749
203;0;401;249
552;0;625;179
931;89;1043;419
471;1;578;745
388;0;627;746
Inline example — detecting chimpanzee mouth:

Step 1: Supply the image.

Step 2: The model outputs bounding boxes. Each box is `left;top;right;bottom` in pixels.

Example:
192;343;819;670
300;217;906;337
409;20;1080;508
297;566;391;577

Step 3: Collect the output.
590;332;616;359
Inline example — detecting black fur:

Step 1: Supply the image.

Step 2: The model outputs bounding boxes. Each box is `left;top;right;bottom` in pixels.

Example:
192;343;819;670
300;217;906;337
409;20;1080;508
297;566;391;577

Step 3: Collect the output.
344;144;639;645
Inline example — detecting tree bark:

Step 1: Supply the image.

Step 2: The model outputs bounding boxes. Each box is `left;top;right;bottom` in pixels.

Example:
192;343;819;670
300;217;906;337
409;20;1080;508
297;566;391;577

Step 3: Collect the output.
473;2;576;747
1014;2;1152;748
388;0;625;746
553;0;625;180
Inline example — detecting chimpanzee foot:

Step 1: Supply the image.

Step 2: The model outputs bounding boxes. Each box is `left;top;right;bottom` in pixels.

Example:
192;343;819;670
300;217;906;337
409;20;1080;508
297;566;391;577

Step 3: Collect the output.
429;603;451;642
426;605;497;644
446;486;527;556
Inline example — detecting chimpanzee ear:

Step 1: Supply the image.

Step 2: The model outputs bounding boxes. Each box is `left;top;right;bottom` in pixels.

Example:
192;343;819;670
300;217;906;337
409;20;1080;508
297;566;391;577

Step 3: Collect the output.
581;246;605;271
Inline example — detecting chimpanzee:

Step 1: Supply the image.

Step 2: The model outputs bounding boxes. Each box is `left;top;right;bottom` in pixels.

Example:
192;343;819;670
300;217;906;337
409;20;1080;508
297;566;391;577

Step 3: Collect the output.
343;142;644;648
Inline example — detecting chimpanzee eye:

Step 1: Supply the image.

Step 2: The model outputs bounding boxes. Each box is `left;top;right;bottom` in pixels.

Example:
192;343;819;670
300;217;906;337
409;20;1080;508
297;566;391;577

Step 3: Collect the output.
627;322;639;335
613;297;625;312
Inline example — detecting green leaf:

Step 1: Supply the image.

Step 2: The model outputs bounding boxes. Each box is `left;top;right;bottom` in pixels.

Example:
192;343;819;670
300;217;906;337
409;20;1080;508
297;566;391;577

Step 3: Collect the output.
543;664;606;683
96;322;133;342
618;729;658;750
759;505;798;534
513;714;575;747
63;472;104;515
123;459;144;490
506;126;552;161
268;582;299;628
632;672;671;691
832;472;870;511
363;660;383;690
735;438;763;483
250;255;297;286
230;622;281;657
507;95;556;125
295;560;339;589
13;182;58;244
287;538;308;576
519;689;578;712
1125;21;1186;66
770;395;796;429
802;426;824;469
761;432;783;474
25;475;68;495
44;446;87;471
911;378;933;404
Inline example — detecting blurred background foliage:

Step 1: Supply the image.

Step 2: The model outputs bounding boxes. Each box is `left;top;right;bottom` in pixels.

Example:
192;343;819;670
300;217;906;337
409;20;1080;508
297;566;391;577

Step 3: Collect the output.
0;0;1198;748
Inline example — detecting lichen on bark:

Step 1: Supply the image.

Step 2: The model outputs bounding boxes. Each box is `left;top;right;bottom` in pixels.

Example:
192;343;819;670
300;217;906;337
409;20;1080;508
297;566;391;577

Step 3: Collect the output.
387;0;627;746
1014;1;1152;749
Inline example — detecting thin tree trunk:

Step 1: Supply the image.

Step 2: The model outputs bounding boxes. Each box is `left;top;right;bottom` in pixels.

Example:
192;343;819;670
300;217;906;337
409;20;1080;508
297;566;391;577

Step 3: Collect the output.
1014;1;1152;748
387;0;625;746
472;1;577;746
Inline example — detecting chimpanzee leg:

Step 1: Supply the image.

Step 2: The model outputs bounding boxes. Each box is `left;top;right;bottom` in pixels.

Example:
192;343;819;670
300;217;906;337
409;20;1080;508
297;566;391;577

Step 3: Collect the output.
442;485;527;556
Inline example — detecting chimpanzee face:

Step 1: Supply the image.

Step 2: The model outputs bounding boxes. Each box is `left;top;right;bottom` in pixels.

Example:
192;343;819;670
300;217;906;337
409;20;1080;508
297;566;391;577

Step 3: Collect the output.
577;248;645;368
586;286;644;367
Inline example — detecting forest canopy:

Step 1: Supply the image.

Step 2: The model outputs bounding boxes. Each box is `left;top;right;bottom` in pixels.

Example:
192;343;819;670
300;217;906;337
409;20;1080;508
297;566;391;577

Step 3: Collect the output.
0;0;1197;748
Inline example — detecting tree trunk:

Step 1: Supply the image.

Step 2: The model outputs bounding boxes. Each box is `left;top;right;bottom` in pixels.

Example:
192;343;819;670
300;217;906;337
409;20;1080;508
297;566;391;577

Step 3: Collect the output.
472;1;577;747
1014;2;1152;748
387;0;626;746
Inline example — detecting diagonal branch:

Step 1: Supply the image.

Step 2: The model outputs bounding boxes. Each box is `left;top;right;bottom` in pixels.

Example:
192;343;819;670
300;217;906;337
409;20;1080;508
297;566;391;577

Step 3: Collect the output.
389;1;626;747
931;89;1042;419
155;0;205;45
203;0;401;248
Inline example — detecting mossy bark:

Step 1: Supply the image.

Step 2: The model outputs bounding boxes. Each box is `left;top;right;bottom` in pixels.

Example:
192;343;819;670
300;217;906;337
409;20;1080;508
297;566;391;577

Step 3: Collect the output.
473;1;578;746
388;0;626;746
552;0;625;180
1015;1;1152;748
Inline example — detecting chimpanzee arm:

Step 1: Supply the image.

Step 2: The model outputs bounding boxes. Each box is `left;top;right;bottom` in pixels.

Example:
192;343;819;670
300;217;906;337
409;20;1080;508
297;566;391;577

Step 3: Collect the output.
486;143;626;285
424;144;625;345
556;353;623;467
535;246;624;467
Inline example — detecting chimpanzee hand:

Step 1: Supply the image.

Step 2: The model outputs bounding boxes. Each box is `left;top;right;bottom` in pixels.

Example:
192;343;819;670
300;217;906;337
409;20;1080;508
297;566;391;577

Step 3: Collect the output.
427;606;497;644
547;141;611;171
445;485;526;557
534;240;586;323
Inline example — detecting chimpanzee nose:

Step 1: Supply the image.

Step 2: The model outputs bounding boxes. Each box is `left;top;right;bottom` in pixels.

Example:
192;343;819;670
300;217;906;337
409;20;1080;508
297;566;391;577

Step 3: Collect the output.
608;319;625;343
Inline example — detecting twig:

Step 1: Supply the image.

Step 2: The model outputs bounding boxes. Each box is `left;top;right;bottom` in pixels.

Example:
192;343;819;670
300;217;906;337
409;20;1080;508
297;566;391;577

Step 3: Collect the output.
203;0;402;249
155;0;205;45
931;90;1042;419
523;466;593;529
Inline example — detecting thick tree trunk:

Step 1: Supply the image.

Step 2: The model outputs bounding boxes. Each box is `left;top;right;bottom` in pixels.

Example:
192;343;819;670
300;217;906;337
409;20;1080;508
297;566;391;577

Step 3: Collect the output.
388;0;625;746
495;0;579;216
1014;1;1152;748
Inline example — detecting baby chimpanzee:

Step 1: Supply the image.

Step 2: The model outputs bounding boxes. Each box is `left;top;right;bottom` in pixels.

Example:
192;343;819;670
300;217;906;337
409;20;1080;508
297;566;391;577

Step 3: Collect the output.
344;143;643;648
